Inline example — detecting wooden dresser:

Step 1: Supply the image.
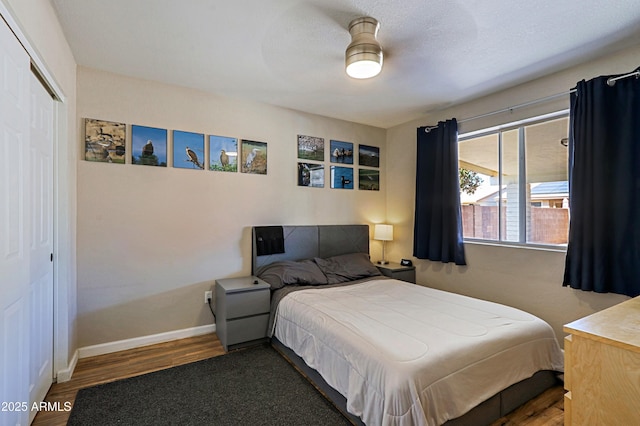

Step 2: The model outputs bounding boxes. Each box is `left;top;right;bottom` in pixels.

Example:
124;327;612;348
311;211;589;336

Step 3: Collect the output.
563;296;640;425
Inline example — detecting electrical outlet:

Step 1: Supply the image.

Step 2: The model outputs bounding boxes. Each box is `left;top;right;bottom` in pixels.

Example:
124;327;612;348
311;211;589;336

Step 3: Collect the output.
204;290;212;304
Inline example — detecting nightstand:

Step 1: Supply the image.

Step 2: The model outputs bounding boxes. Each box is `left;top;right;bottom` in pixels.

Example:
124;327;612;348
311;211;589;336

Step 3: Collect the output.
376;262;416;283
214;276;270;351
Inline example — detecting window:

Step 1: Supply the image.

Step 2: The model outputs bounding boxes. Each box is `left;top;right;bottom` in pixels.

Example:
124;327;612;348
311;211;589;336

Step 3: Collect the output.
458;112;569;247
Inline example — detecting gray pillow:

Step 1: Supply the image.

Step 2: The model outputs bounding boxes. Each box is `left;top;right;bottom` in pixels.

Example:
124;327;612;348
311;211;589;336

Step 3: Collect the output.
257;259;328;289
314;252;381;284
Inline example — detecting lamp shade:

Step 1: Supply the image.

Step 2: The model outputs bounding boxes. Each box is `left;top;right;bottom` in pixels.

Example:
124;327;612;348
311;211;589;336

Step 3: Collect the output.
345;17;383;79
374;224;393;241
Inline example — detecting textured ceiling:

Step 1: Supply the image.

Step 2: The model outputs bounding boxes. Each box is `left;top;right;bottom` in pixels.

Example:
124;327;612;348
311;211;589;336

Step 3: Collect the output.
51;0;640;128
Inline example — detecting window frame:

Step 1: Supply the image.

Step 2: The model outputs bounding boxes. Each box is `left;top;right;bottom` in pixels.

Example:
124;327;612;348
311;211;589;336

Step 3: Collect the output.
458;109;570;250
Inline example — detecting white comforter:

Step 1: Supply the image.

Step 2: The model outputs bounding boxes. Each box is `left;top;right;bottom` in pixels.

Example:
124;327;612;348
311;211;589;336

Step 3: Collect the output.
273;279;564;426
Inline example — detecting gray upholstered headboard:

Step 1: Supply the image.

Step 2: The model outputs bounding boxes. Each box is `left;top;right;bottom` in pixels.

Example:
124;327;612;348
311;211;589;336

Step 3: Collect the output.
251;225;370;275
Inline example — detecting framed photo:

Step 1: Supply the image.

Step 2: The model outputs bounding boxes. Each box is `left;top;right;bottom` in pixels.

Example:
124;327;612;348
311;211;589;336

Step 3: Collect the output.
132;125;167;167
173;130;204;170
209;135;238;172
359;168;379;190
84;118;126;163
358;144;380;167
330;166;354;189
298;162;324;187
241;140;267;174
330;140;353;164
297;135;324;161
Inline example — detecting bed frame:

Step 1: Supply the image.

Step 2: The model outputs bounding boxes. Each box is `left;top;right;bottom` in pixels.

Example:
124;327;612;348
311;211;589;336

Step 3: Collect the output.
252;224;559;426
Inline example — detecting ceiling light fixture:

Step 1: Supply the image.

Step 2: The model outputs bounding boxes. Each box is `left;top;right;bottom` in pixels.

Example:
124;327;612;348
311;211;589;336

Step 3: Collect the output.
345;17;383;79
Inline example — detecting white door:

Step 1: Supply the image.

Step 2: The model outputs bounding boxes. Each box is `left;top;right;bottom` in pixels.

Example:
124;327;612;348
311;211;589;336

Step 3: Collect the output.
28;71;55;421
0;16;32;426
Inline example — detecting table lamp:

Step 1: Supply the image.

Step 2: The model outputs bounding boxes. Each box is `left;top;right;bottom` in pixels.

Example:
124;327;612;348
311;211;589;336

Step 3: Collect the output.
374;224;393;265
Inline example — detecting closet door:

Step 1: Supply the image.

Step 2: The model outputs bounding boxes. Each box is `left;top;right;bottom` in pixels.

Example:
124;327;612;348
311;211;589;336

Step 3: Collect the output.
0;16;32;426
29;71;55;420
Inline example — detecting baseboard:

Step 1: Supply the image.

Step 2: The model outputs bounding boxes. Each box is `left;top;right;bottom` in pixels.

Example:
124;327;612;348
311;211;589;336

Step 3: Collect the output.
56;349;79;383
78;324;216;359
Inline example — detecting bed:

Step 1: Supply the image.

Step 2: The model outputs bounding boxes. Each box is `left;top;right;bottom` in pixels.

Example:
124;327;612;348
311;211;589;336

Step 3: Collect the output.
252;225;564;426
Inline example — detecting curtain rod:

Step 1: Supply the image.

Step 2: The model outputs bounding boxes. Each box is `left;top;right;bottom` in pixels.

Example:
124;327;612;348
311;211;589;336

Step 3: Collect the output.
424;68;640;132
457;90;574;125
422;89;574;132
607;70;640;86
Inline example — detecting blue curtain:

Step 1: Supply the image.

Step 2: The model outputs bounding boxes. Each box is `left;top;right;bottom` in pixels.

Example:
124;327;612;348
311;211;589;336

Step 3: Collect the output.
413;119;466;265
563;69;640;297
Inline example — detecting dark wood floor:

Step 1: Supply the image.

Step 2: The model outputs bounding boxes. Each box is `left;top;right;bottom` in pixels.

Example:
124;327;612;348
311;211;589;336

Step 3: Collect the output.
33;333;564;425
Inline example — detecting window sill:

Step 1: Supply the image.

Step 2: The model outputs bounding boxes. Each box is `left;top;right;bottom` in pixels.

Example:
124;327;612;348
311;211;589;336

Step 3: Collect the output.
463;238;567;253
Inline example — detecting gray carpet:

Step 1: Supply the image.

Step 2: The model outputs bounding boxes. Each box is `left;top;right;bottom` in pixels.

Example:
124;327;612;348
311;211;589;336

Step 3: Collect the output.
68;343;352;425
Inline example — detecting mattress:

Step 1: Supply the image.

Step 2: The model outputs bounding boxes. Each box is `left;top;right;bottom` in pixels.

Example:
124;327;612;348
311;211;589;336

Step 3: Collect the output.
273;279;564;426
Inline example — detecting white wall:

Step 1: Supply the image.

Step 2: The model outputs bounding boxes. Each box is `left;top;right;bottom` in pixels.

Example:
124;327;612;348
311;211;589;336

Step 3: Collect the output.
76;67;387;347
1;0;78;376
386;44;640;345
